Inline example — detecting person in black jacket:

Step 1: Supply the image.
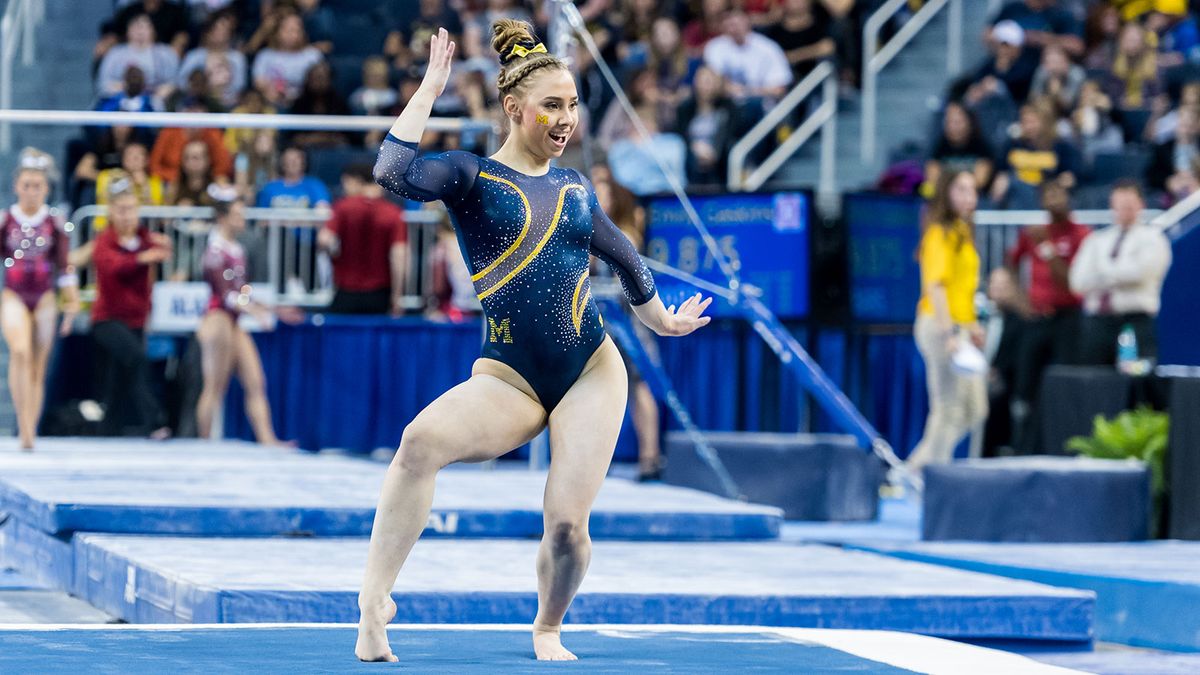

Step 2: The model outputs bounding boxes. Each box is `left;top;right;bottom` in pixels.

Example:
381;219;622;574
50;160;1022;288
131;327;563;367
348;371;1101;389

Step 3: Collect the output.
673;65;735;186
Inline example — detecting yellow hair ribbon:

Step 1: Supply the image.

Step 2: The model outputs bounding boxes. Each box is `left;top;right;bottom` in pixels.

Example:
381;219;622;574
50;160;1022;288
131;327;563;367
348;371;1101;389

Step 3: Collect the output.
509;42;548;59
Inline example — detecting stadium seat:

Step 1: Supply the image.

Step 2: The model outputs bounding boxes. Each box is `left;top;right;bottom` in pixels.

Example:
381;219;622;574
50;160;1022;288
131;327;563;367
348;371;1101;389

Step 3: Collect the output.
308;147;379;196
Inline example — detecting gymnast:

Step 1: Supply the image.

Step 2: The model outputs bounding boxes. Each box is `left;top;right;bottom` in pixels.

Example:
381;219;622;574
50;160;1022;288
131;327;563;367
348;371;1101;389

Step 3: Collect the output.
195;185;297;446
1;149;79;450
356;22;711;662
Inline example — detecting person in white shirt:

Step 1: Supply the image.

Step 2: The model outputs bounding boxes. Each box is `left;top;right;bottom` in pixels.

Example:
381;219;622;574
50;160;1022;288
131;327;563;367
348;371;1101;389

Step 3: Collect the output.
702;10;793;102
95;14;181;97
703;10;793;166
1069;180;1173;365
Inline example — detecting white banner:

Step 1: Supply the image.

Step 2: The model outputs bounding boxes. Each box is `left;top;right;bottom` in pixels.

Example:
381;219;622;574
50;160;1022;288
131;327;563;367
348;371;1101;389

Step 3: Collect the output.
147;282;276;333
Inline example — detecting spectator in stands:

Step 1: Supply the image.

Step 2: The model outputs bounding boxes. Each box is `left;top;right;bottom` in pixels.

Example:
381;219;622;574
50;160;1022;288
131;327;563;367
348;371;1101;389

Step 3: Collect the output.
96;0;191;61
684;0;730;56
704;9;792;102
962;20;1036;105
251;9;324;106
255;146;329;209
96;142;165;224
645;18;698;132
704;8;792;157
1083;2;1121;68
427;215;480;322
1029;44;1085;117
1006;181;1090;454
244;0;332;56
150;98;234;185
908;170;988;471
1068;78;1125;167
1164;154;1200;206
96;14;181;97
597;69;662;149
991;102;1076;208
1106;22;1161;110
170;139;220;206
608;105;688;196
923;101;994;200
224;88;277;161
90;183;173;438
350;56;399;117
1146;104;1200;193
1147;81;1200;143
165;67;223;112
256;146;329;293
317;164;408;315
384;0;464;72
233;129;279;202
615;0;660;59
96;66;162;115
675;65;735;185
1070;181;1172;365
1145;0;1200;67
288;61;352;149
989;0;1084;67
72;125;153;207
766;0;835;83
178;10;248;109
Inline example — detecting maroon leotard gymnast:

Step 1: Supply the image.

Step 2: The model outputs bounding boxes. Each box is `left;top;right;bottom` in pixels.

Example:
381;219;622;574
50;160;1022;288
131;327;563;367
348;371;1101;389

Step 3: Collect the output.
1;205;74;311
202;228;251;319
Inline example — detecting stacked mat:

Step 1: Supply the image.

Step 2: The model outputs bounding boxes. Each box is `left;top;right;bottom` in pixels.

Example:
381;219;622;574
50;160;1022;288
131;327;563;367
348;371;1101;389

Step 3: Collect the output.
0;439;1094;643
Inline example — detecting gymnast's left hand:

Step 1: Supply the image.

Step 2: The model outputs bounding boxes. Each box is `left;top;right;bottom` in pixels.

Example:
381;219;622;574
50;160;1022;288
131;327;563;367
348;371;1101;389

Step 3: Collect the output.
647;292;712;337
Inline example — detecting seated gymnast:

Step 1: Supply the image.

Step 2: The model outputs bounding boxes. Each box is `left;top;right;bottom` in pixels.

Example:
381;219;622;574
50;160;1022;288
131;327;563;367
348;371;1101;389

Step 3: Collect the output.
356;22;712;663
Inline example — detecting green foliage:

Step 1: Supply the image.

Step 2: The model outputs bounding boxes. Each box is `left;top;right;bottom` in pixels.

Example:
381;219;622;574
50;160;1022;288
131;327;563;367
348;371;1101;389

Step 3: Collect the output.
1066;407;1169;495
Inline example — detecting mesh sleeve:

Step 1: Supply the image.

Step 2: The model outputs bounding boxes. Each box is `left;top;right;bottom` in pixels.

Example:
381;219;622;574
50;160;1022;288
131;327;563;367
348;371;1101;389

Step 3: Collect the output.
373;134;479;203
583;174;656;306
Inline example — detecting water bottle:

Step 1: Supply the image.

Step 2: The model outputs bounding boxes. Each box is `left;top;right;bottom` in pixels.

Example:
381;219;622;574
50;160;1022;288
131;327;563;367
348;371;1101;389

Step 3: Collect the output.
1116;324;1138;374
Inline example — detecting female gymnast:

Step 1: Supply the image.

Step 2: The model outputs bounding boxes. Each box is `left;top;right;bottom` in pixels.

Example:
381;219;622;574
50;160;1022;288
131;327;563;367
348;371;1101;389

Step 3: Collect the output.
356;22;711;662
195;186;296;446
2;149;79;450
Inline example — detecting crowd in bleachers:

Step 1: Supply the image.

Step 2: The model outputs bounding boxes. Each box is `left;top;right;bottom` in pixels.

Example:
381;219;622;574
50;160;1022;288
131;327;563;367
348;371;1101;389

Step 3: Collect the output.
68;0;873;213
922;0;1200;210
913;0;1192;460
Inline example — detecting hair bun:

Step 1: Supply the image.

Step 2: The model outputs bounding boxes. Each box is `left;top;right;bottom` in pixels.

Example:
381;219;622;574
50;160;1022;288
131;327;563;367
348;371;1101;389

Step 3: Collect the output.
492;19;538;64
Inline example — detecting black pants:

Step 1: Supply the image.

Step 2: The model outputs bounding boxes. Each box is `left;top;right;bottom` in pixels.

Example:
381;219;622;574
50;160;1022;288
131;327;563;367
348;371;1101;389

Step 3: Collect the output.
328;288;391;315
1078;313;1158;367
92;320;164;436
1011;309;1081;455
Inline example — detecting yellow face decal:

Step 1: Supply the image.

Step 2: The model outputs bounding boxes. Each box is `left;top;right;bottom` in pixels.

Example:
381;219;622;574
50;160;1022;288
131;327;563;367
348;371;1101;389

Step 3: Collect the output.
536;114;549;125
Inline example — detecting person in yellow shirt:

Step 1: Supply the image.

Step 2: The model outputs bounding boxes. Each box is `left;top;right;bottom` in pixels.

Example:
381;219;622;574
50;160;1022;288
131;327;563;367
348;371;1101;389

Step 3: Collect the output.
908;169;989;471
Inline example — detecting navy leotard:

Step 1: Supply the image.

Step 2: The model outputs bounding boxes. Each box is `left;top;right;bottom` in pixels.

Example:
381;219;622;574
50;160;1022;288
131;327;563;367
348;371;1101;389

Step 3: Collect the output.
374;134;657;412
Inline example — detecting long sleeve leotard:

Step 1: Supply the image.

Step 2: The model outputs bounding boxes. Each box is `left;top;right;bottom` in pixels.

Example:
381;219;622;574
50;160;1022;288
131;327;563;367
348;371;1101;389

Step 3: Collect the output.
374;134;656;411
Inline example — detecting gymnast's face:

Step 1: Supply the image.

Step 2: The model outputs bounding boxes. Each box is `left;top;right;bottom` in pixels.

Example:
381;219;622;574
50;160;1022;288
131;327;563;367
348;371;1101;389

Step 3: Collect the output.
509;68;579;160
13;170;48;212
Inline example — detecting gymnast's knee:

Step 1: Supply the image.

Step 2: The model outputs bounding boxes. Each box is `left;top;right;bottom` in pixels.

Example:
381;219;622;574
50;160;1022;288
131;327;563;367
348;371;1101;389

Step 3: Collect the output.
545;519;589;554
393;422;444;476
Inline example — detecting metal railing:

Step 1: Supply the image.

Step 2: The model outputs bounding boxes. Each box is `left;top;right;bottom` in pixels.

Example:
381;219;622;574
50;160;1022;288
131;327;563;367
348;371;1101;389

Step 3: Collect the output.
861;0;963;164
69;204;447;309
0;0;45;152
727;61;838;196
974;207;1164;276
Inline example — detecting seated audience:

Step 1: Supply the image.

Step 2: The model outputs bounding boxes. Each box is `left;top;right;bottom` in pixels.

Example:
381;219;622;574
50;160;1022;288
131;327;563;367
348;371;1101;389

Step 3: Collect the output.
96;14;181;97
178;10;248;108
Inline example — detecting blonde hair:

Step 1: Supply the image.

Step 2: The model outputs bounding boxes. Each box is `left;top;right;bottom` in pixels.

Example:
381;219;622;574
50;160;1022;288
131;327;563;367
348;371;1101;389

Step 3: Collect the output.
13;147;57;184
492;19;567;100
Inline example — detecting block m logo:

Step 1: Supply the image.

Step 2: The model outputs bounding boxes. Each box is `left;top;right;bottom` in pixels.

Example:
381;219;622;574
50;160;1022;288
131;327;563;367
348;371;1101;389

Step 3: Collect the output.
488;317;513;344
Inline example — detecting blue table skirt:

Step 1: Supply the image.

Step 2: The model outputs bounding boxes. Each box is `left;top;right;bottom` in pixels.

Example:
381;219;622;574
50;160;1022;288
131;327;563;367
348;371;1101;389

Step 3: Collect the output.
221;316;931;459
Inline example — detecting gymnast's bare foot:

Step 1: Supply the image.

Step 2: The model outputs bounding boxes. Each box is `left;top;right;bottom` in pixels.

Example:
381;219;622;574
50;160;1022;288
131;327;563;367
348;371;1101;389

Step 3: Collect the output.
18;436;33;452
533;622;577;661
355;596;399;662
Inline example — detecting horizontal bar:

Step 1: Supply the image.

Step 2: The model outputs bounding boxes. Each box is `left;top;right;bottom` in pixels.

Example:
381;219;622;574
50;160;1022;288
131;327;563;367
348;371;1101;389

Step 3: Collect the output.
0;109;493;133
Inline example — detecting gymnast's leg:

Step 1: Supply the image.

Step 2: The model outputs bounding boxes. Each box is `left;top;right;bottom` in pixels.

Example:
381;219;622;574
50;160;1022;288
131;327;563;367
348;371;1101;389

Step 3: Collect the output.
355;361;547;662
534;337;628;660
